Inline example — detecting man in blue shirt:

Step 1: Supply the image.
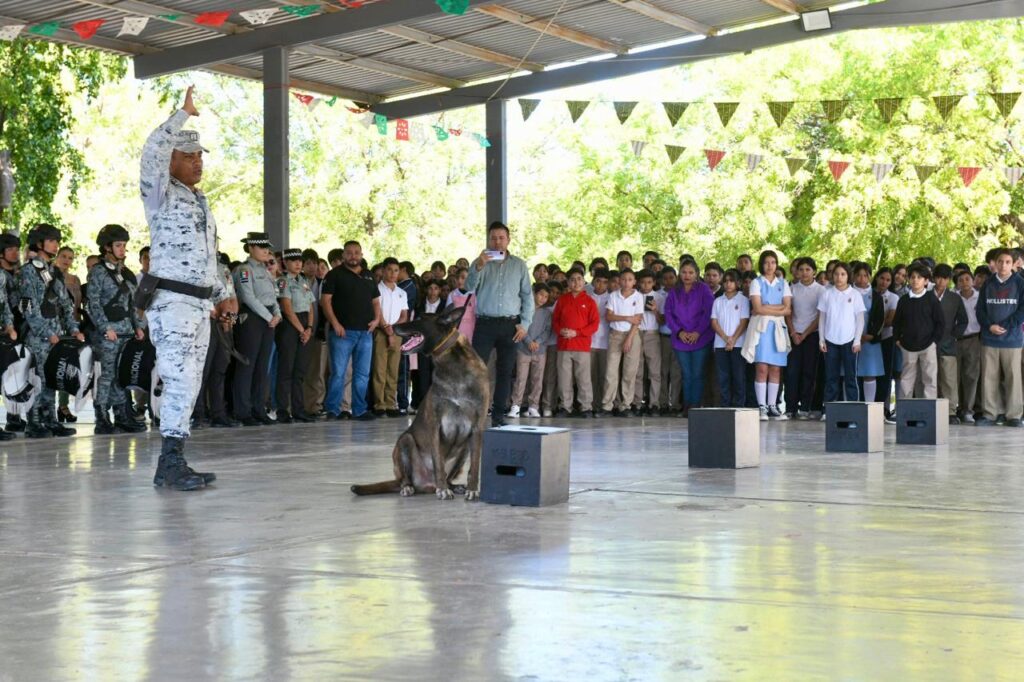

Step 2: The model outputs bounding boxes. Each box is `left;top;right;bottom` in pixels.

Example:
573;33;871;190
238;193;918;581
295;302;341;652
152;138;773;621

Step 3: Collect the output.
975;248;1024;426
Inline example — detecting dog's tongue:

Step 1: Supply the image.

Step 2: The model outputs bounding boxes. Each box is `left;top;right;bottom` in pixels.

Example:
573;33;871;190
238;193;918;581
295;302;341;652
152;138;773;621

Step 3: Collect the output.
401;334;423;352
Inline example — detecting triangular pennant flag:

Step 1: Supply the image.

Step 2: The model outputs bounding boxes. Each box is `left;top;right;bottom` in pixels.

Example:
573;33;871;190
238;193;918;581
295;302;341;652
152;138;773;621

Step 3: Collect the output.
1004;166;1024;186
437;0;471;14
374;114;388;135
395;119;410;142
785;157;807;177
932;95;963;120
281;5;320;18
72;18;105;39
821;100;849;123
519;99;540;121
28;22;60;36
0;25;26;41
359;112;375;128
662;102;689;127
665;145;685;165
614;101;638;125
915;165;938;183
745;154;764;172
473;133;491;148
195;11;231;27
566;100;590;123
959;166;981;187
118;17;149;36
767;101;794;128
433;125;449;141
448;128;462;137
989;92;1021;119
410;123;427;143
630;140;646;158
158;14;181;21
704;149;726;171
307;98;321;111
240;9;279;25
872;162;894;183
293;93;314;106
874;98;903;124
828;160;850;181
325;96;338;107
715;102;739;128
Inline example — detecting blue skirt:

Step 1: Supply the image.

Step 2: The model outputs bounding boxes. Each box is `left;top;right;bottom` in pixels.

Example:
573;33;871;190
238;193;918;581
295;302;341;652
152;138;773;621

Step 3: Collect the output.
857;341;884;377
753;321;788;367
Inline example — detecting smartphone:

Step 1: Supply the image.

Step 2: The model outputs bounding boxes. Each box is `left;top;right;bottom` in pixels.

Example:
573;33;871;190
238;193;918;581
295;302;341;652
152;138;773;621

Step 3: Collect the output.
645;295;654;308
484;250;506;262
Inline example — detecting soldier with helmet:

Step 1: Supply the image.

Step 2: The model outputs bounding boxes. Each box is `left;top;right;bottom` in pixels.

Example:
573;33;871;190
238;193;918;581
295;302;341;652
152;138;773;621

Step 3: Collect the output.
0;244;16;442
0;231;25;433
87;224;147;434
17;223;84;438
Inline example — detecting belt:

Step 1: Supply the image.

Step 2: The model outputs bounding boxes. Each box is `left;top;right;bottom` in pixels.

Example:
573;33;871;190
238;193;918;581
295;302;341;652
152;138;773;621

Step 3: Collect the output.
961;332;980;339
477;315;520;322
156;278;213;300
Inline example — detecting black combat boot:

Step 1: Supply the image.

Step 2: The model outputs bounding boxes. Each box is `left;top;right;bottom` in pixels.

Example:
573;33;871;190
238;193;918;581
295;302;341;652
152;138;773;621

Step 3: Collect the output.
6;414;26;433
25;406;53;439
114;403;147;433
47;406;76;437
94;404;116;435
153;437;215;490
0;427;15;441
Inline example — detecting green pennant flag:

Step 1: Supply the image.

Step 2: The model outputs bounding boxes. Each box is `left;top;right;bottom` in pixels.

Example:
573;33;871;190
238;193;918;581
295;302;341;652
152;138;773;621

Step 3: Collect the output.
990;92;1021;119
915;165;938;183
433;125;449;141
281;5;320;17
29;21;61;36
325;96;338;107
821;99;849;123
436;0;471;14
785;157;807;177
614;101;638;125
158;14;181;21
767;101;794;128
874;97;903;123
374;114;388;135
715;102;739;128
662;101;689;127
519;99;540;121
664;145;685;165
566;100;590;123
932;95;963;121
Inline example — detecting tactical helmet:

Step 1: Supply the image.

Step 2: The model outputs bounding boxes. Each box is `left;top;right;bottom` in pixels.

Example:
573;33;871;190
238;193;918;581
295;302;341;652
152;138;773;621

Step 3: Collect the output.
96;224;130;250
0;232;19;251
27;223;60;248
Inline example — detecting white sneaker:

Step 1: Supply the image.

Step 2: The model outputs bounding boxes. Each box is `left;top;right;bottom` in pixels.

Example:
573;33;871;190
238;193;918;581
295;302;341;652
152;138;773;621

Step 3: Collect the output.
962;412;975;424
809;410;823;421
542;409;553;418
796;410;810;420
506;405;520;418
759;406;769;421
768;406;789;420
526;407;541;418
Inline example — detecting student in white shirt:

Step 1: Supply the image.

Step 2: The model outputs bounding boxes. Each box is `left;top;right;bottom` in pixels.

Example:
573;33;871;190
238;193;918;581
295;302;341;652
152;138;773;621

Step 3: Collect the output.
817;262;865;408
373;259;409;415
656;267;682;413
955;269;982;422
588;271;612;413
711;269;751;407
784;257;824;419
600;269;643;416
631;269;663;415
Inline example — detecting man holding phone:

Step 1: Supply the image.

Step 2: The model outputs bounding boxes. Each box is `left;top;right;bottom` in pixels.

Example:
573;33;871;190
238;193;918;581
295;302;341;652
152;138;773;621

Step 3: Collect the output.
467;221;535;427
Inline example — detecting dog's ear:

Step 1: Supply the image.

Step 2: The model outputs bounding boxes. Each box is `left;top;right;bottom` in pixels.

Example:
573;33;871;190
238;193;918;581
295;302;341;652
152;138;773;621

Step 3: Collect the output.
437;304;467;329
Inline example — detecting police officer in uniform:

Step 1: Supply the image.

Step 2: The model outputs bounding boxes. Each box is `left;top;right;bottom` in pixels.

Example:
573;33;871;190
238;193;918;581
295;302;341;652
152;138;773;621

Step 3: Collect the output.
1;231;25;434
0;249;17;442
17;223;84;438
275;248;316;423
140;86;231;491
232;232;281;426
87;224;147;435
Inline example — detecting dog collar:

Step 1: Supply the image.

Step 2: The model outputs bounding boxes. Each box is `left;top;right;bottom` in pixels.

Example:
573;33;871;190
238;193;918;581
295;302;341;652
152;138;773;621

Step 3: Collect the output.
432;328;460;356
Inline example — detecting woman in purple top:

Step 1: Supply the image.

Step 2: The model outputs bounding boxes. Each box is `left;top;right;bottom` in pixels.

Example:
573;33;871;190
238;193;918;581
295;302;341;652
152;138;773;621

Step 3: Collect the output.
665;261;715;414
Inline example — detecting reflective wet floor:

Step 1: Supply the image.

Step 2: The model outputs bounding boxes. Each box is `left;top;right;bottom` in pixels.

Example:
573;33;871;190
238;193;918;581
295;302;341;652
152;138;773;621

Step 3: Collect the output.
1;414;1023;680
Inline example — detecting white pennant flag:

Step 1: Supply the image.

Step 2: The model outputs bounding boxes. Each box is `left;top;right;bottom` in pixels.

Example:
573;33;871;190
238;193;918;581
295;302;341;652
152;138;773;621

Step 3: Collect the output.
307;98;321;111
360;112;375;128
1005;167;1024;186
118;17;149;36
872;162;894;183
0;24;26;41
410;122;428;143
630;140;645;157
240;9;278;25
745;154;763;172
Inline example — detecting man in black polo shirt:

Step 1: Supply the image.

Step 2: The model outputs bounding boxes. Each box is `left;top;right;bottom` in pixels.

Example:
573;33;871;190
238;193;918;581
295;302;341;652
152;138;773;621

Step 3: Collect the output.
321;240;381;421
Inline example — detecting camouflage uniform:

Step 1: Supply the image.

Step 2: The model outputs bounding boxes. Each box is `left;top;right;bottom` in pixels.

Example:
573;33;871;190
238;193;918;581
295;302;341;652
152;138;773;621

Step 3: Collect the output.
232;256;280;420
18;258;79;413
140;109;229;440
0;269;15;329
86;259;144;407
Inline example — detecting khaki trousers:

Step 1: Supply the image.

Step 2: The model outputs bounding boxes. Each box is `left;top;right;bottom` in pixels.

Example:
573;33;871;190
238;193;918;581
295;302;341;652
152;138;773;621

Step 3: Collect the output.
899;343;937;399
937;354;959;415
631;330;662;409
602;330;642;411
540;345;560;412
658;335;682;408
981;345;1023;420
957;336;981;415
558;350;594;411
303;339;328;414
372;330;401;410
511;352;546;409
590;348;608;410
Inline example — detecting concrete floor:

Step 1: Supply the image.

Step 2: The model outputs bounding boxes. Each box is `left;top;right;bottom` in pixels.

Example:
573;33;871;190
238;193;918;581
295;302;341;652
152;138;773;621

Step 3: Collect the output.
1;413;1023;681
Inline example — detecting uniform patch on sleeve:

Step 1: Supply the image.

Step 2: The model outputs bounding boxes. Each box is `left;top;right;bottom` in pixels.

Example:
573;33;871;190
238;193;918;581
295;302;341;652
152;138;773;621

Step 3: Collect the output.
239;269;250;284
277;278;286;293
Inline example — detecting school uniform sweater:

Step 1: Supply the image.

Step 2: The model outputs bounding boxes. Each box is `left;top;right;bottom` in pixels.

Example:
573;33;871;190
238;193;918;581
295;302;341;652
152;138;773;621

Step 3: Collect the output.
892;291;945;352
551;291;600;352
975;272;1024;348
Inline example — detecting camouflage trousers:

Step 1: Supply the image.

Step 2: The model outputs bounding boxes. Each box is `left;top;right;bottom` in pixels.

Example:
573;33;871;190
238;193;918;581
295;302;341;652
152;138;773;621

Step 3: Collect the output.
93;335;129;407
25;334;55;411
148;299;210;439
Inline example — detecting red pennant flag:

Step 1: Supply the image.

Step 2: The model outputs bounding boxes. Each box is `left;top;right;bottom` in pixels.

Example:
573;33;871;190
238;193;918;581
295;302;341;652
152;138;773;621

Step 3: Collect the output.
73;18;105;39
828;160;850;181
704;149;726;171
195;11;231;27
338;0;365;6
293;93;314;106
396;119;410;141
959;166;981;187
448;128;462;137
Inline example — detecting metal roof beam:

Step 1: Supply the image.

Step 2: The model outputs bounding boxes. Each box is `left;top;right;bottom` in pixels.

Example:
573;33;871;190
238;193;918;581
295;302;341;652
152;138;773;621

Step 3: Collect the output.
380;24;545;72
475;4;627;55
759;0;802;13
372;0;1024;119
134;0;489;79
605;0;718;36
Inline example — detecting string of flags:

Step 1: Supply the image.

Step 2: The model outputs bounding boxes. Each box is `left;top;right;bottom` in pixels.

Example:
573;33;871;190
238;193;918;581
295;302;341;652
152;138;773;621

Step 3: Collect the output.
0;1;468;41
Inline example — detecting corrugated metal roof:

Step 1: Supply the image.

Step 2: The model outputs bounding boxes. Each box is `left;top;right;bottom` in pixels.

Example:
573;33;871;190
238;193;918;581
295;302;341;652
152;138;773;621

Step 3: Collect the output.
0;0;859;102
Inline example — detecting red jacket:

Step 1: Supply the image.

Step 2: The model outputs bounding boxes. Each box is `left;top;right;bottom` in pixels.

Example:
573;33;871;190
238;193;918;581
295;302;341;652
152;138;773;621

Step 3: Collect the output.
552;291;600;351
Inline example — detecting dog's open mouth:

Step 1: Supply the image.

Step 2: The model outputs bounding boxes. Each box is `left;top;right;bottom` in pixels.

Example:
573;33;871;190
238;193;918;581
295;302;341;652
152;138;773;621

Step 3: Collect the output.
400;334;425;355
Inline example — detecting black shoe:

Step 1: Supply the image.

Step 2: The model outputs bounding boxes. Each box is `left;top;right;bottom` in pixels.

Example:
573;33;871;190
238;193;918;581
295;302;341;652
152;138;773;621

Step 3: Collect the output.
340;411;353;420
153;437;210;491
6;414;26;433
354;412;377;422
386;409;401;418
276;412;294;424
57;405;78;423
596;409;612;418
256;414;276;426
996;414;1007;425
293;412;316;423
372;409;386;418
239;417;261;427
1006;418;1023;427
0;429;14;441
574;410;594;419
949;415;961;425
645;408;661;418
210;416;240;428
615;409;633;418
491;418;507;428
398;408;408;415
44;407;75;437
554;408;571;418
190;417;205;430
975;416;995;426
630;406;641;416
115;404;147;433
94;405;117;435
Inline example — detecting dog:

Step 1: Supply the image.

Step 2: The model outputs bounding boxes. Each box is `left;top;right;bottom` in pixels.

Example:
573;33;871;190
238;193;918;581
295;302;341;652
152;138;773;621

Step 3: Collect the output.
351;305;490;500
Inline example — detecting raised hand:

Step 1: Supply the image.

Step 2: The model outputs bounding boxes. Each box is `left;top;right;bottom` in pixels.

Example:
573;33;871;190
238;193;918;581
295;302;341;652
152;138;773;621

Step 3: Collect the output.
183;85;199;117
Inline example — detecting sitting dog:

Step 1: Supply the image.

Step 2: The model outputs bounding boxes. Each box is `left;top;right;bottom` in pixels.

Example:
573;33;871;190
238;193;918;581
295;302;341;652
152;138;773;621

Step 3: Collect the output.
351;305;489;500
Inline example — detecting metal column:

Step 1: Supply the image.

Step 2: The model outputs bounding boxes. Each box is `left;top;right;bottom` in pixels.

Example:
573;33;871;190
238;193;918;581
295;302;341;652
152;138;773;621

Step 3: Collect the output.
485;99;508;228
263;47;290;250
